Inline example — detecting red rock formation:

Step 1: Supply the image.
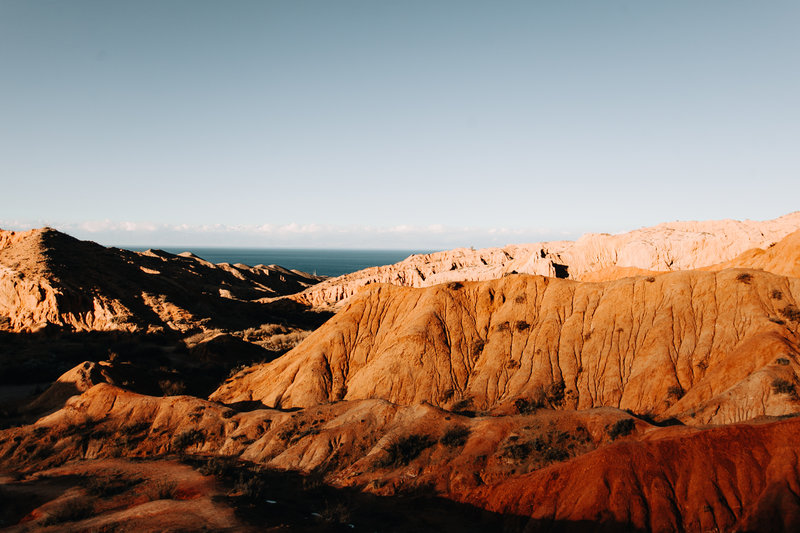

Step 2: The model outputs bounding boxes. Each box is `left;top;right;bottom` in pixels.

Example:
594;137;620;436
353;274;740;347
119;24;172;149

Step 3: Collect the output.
214;270;800;425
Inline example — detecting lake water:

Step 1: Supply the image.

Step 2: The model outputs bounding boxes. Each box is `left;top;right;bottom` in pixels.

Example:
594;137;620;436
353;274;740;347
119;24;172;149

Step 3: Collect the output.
127;248;436;277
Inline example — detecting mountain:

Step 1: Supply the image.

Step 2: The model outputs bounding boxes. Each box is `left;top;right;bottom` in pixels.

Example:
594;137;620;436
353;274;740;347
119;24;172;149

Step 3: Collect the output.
0;227;331;400
213;268;800;425
5;214;800;532
0;227;324;333
297;212;800;307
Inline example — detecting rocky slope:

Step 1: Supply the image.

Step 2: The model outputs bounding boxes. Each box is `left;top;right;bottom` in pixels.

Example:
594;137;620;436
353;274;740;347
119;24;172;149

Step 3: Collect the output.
298;212;800;307
214;268;800;425
4;381;800;531
0;227;324;333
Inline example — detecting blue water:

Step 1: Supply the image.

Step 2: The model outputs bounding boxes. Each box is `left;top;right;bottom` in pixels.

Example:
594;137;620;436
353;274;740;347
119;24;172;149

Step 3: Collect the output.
128;248;436;277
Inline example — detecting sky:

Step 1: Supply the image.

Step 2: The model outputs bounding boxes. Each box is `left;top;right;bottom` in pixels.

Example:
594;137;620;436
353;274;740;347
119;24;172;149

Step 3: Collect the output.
1;1;799;249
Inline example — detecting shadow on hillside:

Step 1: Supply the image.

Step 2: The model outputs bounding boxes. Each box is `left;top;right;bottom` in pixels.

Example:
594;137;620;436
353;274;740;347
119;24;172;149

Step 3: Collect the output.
0;326;324;426
181;457;647;533
0;457;646;533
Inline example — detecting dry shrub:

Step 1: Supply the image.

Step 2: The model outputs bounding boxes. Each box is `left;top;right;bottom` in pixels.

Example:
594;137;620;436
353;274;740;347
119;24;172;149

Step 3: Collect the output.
42;499;94;525
146;479;178;501
378;434;436;468
440;425;470;448
607;419;635;440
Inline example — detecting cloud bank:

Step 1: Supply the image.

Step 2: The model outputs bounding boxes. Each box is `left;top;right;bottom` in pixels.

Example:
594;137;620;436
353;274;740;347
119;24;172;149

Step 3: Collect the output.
0;219;577;250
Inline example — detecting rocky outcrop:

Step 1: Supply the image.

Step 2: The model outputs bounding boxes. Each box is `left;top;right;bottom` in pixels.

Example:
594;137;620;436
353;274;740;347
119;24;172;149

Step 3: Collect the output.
214;269;800;425
472;418;800;532
0;227;324;333
702;228;800;278
298;212;800;307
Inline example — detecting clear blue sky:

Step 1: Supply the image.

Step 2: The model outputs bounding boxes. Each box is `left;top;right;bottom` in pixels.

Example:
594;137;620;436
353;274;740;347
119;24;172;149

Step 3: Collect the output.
1;1;798;248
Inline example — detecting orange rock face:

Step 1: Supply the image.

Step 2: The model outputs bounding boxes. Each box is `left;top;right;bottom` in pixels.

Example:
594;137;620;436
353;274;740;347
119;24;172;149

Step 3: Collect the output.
5;215;800;532
298;212;800;307
214;269;800;425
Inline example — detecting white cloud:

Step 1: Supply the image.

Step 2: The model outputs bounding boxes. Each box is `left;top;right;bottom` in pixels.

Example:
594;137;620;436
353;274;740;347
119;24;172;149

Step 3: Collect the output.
0;218;576;250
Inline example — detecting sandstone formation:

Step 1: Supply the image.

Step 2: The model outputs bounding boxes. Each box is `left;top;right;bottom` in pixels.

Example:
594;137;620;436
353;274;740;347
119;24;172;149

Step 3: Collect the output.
215;269;800;425
472;417;800;532
5;381;800;531
703;229;800;278
0;227;323;333
298;212;800;307
5;214;800;532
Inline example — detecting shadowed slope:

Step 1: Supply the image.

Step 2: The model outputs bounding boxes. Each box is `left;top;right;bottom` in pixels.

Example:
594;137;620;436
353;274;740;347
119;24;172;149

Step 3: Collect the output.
214;270;800;425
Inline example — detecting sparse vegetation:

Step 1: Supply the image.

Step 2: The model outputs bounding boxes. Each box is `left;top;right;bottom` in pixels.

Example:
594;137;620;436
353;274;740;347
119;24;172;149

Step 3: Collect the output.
496;321;510;332
234;472;266;501
776;357;791;366
667;386;684;399
159;378;186;396
379;434;436;468
607;418;636;440
645;276;656;283
772;289;784;300
772;378;797;398
450;397;475;416
146;479;178;500
199;456;236;478
317;501;352;524
447;282;463;290
736;272;753;284
780;305;800;323
471;339;485;357
502;441;532;461
172;428;205;450
514;397;544;414
440;425;471;448
41;499;94;526
545;380;566;406
515;320;530;331
86;474;143;498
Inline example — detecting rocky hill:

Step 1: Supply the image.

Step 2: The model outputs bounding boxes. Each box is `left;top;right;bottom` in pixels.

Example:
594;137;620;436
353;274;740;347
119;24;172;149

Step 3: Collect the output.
0;227;324;333
5;214;800;532
297;212;800;307
214;267;800;425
